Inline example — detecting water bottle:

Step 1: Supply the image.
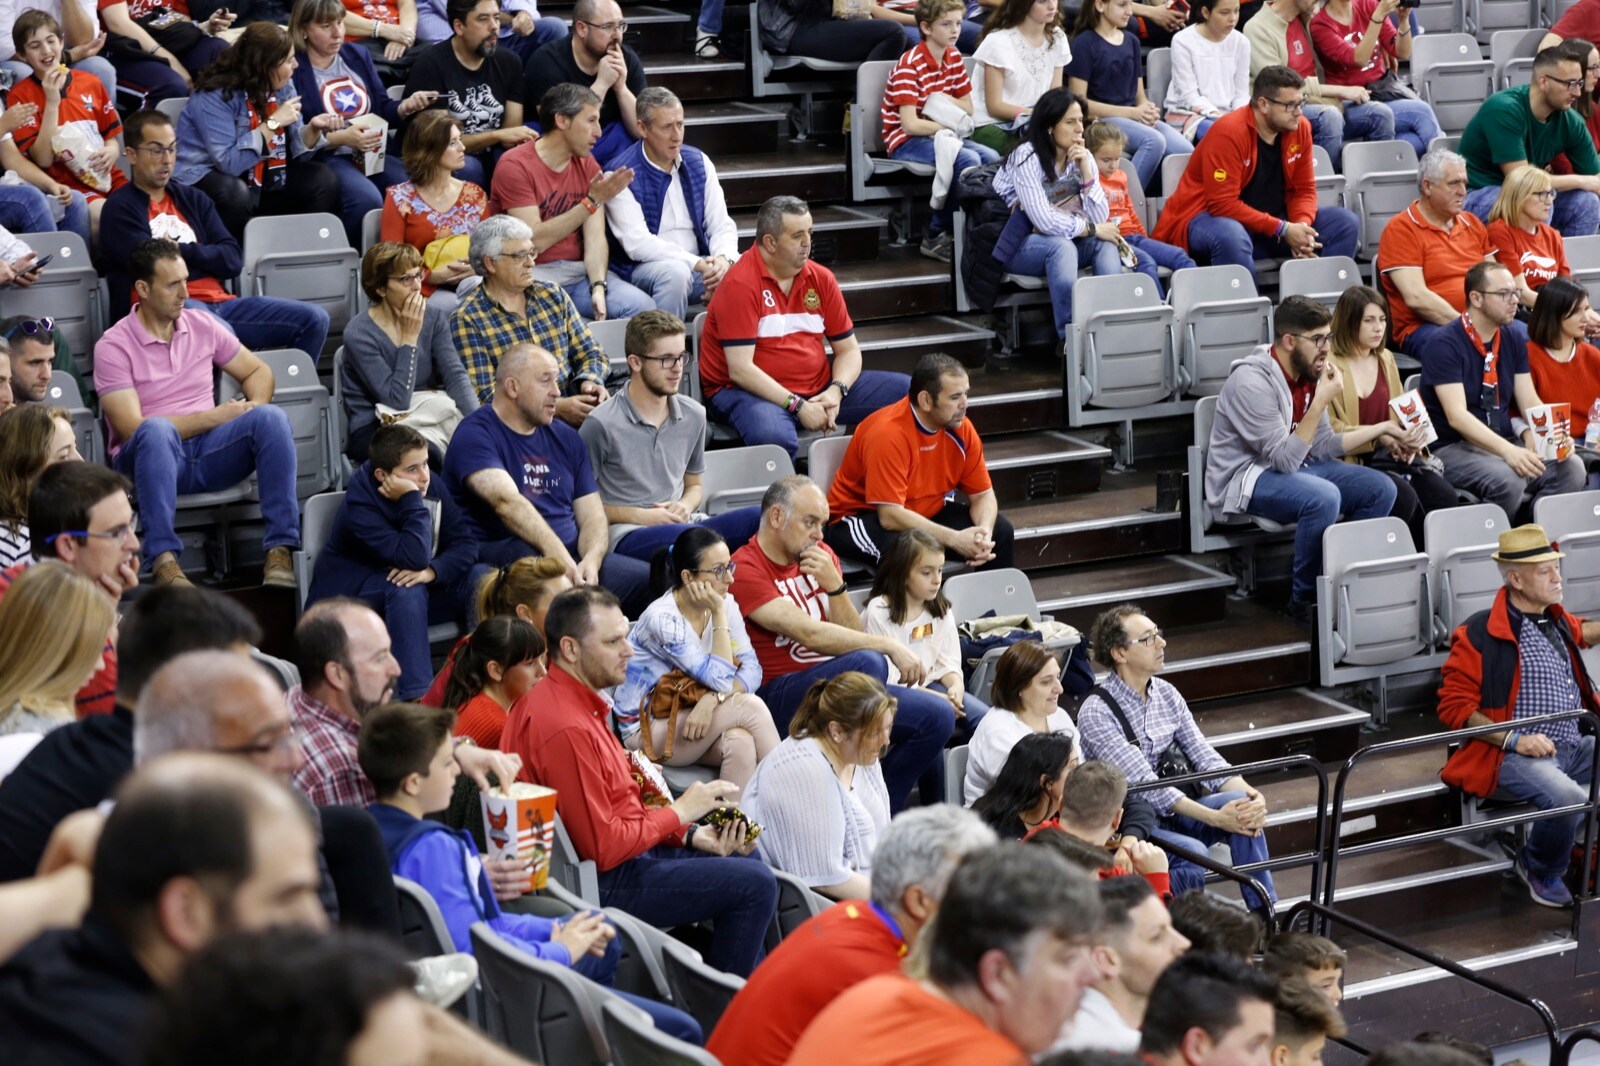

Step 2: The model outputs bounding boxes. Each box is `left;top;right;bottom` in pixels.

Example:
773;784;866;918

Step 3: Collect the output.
1587;399;1600;450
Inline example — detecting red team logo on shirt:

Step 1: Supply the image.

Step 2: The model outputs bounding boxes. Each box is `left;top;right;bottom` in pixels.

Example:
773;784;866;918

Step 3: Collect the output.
772;574;831;664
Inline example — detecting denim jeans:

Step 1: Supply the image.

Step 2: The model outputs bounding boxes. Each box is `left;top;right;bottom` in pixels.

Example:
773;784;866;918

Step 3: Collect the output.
888;134;1000;231
1244;459;1397;602
929;678;990;741
571;922;703;1043
595;847;778;977
532;259;655;321
351;563;484;699
1185;207;1360;279
501;16;572;60
1304;103;1345;167
1004;231;1124;339
629;258;709;319
1155;789;1278;909
707;369;910;459
1126;233;1196;297
1105;115;1193;189
613;506;762;562
757;648;956;810
897;18;984;51
1465;184;1600;238
188;296;331;365
1365;97;1442;158
1497;735;1596;878
113;405;301;564
477;535;653;617
697;0;726;32
0;184;56;235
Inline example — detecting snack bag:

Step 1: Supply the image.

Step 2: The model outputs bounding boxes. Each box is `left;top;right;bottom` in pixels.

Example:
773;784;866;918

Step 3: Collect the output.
1526;403;1573;462
51;122;110;194
350;114;388;178
1389;389;1438;448
480;782;557;893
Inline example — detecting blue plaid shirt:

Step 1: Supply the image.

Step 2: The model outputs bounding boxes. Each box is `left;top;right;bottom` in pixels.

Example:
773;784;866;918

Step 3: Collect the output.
451;281;606;404
1512;612;1585;749
1077;673;1233;816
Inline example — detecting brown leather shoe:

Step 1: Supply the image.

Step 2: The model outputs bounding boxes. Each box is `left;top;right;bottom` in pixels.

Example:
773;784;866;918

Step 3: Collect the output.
151;552;191;587
262;546;297;589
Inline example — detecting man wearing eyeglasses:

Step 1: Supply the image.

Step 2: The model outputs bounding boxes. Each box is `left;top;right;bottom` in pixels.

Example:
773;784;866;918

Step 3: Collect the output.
1421;260;1586;522
1204;295;1403;625
521;0;645;168
99;109;331;359
579;309;760;562
1459;47;1600;238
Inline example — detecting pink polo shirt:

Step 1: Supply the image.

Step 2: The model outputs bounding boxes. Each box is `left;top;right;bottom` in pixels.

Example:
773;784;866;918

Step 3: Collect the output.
93;307;242;456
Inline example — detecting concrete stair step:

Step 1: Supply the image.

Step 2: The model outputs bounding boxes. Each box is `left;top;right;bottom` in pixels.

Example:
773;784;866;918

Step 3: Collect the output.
831;246;953;321
717;142;847;209
1144;599;1311;703
734;204;889;263
1010;470;1184;570
644;52;749;100
854;315;995;374
1192;687;1370;766
1031;555;1232;633
1270;838;1509;914
1259;747;1453;856
680;101;788;156
980;431;1107;509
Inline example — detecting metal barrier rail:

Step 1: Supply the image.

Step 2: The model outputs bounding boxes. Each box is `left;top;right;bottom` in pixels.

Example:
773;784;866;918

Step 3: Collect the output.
1557;1026;1600;1066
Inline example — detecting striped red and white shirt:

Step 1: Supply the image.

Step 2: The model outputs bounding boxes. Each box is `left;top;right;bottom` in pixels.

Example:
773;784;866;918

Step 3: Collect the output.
880;41;972;156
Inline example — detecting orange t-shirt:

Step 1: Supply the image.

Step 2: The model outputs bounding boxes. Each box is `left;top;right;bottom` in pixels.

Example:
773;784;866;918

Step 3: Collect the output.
826;397;993;522
1377;201;1494;345
452;691;509;750
1528;340;1600;437
1486;219;1570;293
787;973;1029;1066
1100;166;1149;239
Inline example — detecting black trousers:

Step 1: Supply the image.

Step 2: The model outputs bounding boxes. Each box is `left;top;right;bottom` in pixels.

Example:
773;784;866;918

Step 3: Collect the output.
1369;456;1461;545
194;159;341;241
824;500;1017;570
785;17;904;64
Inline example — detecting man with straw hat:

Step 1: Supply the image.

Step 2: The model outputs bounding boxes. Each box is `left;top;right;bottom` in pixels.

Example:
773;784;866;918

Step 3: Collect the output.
1438;524;1600;908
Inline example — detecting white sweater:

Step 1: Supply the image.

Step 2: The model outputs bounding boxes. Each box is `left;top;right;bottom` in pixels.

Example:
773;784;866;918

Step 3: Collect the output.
745;737;891;888
1166;25;1252;116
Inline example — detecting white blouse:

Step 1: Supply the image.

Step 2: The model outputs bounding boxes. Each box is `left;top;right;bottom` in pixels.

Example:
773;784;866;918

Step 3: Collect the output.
972;27;1073;127
963;706;1079;807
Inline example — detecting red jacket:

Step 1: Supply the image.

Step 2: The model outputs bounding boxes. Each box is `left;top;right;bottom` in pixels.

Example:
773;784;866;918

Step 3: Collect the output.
1151;104;1318;249
1437;587;1597;797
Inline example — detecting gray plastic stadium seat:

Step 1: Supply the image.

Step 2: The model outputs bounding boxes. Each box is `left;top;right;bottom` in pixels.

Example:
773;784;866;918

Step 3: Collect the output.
851;61;935;206
602;998;722;1066
1311;146;1346;210
155;96;187;123
46;370;103;464
1426;503;1507;636
1;232;102;376
1067;272;1179;410
217;348;334;500
241;212;360;339
1342;140;1420;261
947;744;971;808
658;936;744;1034
1415;0;1464;34
1533;490;1600;616
807;433;850;497
766;868;831;949
1320;517;1432;669
1411;34;1496;135
1146;47;1172;115
1467;0;1539;43
601;906;675;1002
1160;151;1191;198
551;812;601;905
943;568;1077;704
700;444;794;514
1186;394;1294;553
360;207;382;254
1490;28;1546;88
292;490;345;614
1170;265;1272;398
1565;235;1600;298
587;316;631;385
394;876;482;1026
471;922;614;1066
1278;256;1363;311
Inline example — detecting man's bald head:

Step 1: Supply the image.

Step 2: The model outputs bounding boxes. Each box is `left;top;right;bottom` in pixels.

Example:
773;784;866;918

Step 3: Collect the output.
496;342;557;385
134;651;299;778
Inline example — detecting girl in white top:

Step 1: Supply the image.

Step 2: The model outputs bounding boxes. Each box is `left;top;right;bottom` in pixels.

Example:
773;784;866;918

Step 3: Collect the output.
970;0;1073;153
1165;0;1251;141
744;672;895;900
963;641;1081;806
861;529;990;730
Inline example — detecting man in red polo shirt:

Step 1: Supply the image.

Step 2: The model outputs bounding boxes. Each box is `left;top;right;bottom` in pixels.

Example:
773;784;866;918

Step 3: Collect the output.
698;194;909;459
824;351;1011;570
707;805;998;1066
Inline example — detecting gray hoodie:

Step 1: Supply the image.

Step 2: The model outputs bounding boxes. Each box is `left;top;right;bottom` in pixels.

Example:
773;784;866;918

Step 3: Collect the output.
1204;344;1344;519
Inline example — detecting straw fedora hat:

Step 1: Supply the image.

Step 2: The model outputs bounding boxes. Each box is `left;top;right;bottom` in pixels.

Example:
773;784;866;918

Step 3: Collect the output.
1491;524;1564;565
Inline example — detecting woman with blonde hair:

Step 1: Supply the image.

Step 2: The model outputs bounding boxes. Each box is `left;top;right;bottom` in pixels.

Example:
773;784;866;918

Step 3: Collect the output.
0;405;80;568
379;110;489;303
0;561;115;735
743;671;895;900
421;555;572;706
1487;164;1571;312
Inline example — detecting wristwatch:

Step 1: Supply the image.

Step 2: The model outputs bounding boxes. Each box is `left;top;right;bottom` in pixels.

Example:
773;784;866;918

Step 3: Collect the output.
834;379;852;399
265;118;281;133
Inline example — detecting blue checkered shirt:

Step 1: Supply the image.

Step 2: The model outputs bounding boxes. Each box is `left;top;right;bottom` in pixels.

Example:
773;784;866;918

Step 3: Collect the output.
451;281;606;404
1076;673;1233;816
1513;613;1585;749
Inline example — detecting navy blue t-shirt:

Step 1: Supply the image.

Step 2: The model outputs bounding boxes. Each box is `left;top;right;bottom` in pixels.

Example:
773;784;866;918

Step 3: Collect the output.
1419;318;1529;447
443;404;597;548
1068;29;1144;108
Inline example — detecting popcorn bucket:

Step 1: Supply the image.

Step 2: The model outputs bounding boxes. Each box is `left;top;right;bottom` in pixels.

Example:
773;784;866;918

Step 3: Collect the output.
481;783;557;893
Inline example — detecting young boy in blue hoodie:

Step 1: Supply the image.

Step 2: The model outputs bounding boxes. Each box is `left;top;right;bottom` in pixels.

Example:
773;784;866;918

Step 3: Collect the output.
309;424;485;700
361;701;703;1043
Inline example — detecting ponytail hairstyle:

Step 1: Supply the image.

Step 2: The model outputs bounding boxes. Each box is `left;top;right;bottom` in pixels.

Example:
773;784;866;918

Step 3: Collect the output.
439;616;544;712
475;556;571;630
867;528;950;625
789;671;897;746
649;524;729;597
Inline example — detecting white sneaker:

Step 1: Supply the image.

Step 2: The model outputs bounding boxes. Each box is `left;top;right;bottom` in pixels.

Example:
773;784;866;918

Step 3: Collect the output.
411;953;479;1009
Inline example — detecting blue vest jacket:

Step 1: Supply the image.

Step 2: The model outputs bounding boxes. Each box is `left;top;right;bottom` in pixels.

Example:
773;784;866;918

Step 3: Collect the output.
607;141;710;283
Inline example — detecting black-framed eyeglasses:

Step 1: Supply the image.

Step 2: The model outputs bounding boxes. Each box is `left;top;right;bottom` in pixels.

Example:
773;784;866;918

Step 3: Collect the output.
496;249;537;264
1545;74;1587;92
1267;96;1307;114
692;561;737;580
1295;332;1333;350
1476;288;1520;302
578;17;627;31
1130;628;1164;646
43;520;137;545
135;142;179;158
637;352;689;368
5;316;54;341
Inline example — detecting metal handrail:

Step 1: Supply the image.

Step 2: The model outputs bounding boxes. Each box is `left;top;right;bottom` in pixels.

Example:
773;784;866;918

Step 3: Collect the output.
1285;900;1562;1065
1125;753;1330;915
1324;710;1600;921
1148;835;1277;930
1557;1026;1600;1066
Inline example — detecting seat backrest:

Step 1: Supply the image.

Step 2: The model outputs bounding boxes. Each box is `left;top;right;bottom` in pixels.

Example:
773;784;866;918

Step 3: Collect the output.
550;812;600;904
1534;490;1600;544
299;491;346;571
1324;516;1419;579
219;348;332;498
701;444;795;514
769;868;830;945
360;208;382;254
1565;235;1600;274
1324;517;1430;665
1161;151;1191;197
156;96;187;122
586;316;631;380
0;232;100;372
1532;492;1600;614
1278;256;1362;310
807;434;852;496
856;60;898;154
1412;33;1494;132
1490;27;1545;87
1193;393;1218;448
685;312;708;402
47;371;103;464
241;213;358;332
1426;503;1506;631
944;567;1042;624
947;745;971;807
45;369;83;408
1341;140;1421;256
1117;160;1153;233
1146;47;1172;110
394;876;454;959
471;923;610;1065
601;998;721;1066
1170;265;1269;397
659;938;744;1035
1071;272;1175;409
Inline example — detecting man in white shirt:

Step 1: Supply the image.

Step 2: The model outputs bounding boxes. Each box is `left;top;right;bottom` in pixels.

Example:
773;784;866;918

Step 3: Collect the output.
604;86;740;319
1057;876;1190;1053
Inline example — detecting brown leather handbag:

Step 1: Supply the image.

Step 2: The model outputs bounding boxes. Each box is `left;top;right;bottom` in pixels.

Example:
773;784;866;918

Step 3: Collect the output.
639;670;711;762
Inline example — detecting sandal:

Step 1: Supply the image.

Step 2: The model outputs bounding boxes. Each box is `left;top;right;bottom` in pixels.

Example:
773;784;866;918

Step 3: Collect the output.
694;35;723;59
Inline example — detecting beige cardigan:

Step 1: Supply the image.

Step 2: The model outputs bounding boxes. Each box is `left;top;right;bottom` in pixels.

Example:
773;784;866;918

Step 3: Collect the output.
1327;347;1404;460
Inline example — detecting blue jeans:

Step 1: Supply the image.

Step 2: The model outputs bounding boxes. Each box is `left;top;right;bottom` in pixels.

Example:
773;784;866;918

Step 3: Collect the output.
697;0;726;32
1465;184;1600;238
1305;103;1345;167
532;259;654;321
501;16;571;60
757;648;957;810
629;259;708;319
351;564;482;699
1005;231;1123;339
888;135;1000;231
1105;115;1192;189
1497;735;1597;878
187;297;331;364
113;406;301;563
595;847;778;977
477;535;652;617
1368;97;1442;158
707;369;910;459
325;153;407;246
929;678;990;742
897;19;984;52
1127;233;1196;296
1155;789;1278;909
0;184;56;235
1185;206;1360;279
571;930;702;1043
1244;460;1397;602
613;506;762;562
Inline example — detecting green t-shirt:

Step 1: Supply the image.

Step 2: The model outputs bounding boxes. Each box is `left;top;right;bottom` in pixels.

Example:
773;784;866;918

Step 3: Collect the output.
1459;85;1600;189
